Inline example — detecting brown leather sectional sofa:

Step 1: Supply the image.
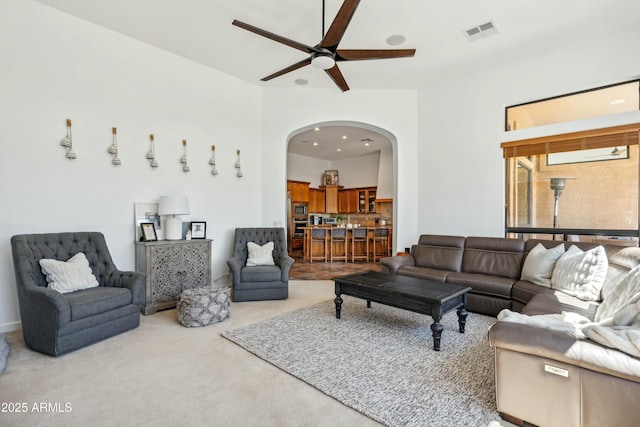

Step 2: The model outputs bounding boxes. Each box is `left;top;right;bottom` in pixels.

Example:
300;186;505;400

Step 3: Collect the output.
380;234;640;427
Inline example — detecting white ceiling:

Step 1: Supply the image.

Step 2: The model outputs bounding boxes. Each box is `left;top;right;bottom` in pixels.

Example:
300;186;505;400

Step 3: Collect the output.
33;0;640;91
288;125;391;161
32;0;640;159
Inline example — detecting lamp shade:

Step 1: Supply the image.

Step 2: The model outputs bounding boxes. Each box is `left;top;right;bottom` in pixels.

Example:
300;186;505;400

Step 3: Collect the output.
158;195;190;216
158;195;190;240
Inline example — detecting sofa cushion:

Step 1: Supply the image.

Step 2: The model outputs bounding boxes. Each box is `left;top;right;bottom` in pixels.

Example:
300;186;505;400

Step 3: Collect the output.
397;266;448;282
240;265;281;282
413;235;465;271
63;286;132;321
461;237;525;279
446;272;514;298
520;243;565;287
522;292;599;320
512;280;555;306
551;245;608;301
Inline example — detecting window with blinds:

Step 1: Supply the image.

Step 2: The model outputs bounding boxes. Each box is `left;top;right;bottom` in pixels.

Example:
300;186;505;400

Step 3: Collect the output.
503;115;639;243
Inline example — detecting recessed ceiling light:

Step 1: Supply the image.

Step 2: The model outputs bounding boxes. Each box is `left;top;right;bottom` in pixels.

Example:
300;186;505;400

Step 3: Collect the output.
314;127;320;131
313;142;318;146
386;34;406;46
342;135;347;139
609;99;626;105
364;142;370;147
337;149;342;152
295;79;308;86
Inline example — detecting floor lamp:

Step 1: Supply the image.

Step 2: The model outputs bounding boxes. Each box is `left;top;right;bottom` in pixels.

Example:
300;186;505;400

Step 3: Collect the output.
549;177;566;230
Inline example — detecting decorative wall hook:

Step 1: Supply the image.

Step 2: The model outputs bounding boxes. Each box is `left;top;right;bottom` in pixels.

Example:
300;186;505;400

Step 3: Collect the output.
235;149;243;178
108;127;121;165
180;139;190;172
209;145;218;176
60;118;76;159
147;134;158;168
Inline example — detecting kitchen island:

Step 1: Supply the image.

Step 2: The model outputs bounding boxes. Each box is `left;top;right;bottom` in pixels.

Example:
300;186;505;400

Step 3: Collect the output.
301;226;392;262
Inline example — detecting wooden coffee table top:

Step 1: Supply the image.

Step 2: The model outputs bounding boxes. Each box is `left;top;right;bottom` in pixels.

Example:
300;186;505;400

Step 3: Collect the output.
333;271;470;304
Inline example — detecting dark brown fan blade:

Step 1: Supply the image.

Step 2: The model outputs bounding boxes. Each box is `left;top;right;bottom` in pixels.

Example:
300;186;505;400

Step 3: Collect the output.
336;49;416;61
320;0;360;50
232;20;314;54
261;58;312;81
325;65;350;92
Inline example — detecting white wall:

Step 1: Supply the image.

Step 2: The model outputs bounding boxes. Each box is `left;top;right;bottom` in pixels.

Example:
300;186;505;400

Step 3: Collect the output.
417;21;640;237
377;144;394;199
286;153;330;187
329;152;380;189
287;151;380;188
0;0;263;331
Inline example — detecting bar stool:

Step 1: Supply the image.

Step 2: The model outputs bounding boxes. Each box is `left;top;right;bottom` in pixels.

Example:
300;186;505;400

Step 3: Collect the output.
330;227;348;262
350;227;369;262
370;228;390;262
309;228;329;263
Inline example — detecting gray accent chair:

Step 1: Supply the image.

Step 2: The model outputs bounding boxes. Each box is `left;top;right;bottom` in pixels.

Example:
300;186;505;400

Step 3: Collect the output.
227;227;294;302
11;232;145;356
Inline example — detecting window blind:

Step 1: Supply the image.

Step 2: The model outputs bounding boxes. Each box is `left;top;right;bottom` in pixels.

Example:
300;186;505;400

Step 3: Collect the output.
501;123;640;158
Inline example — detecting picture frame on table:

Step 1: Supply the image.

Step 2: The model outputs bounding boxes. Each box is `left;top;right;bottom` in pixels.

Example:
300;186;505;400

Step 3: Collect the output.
134;201;163;241
140;222;158;242
190;222;206;239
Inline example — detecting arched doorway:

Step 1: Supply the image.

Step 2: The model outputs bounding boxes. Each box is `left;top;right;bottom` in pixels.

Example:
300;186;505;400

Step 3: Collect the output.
285;120;397;265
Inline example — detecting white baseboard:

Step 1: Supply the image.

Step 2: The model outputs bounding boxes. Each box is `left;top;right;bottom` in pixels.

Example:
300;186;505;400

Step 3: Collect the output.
0;321;22;333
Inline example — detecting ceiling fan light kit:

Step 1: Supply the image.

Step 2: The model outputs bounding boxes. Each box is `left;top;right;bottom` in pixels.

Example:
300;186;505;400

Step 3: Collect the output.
232;0;415;91
311;52;335;70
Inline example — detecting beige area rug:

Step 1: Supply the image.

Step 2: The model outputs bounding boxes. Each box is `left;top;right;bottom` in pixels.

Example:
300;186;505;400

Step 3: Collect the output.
223;295;503;427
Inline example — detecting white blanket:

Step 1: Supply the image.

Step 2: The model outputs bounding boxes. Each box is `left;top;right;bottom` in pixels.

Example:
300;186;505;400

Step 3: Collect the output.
498;265;640;358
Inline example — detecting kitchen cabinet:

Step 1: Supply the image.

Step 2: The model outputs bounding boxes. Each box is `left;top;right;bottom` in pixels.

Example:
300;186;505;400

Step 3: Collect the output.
288;180;310;203
324;185;340;213
357;187;377;213
339;189;359;213
135;239;212;315
309;188;325;213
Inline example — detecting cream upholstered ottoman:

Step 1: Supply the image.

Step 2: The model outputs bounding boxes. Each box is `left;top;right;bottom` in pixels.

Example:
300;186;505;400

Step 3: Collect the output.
177;287;230;327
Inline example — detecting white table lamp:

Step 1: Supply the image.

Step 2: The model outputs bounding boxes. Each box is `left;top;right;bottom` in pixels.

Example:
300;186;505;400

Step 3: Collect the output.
158;195;190;240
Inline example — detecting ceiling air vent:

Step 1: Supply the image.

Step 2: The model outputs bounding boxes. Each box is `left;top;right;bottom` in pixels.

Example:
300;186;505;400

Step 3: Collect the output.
464;20;499;42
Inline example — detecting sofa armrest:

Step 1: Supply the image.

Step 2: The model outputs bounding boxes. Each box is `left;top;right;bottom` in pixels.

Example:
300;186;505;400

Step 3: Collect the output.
227;257;243;286
107;270;146;306
488;321;640;382
22;285;72;329
380;255;415;275
279;255;295;281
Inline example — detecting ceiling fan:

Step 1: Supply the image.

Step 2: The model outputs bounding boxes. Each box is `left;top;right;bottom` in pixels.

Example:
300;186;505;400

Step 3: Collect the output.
232;0;416;92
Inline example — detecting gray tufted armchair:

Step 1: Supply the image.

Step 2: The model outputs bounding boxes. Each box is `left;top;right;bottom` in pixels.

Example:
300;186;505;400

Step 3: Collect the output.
227;227;294;302
11;232;145;356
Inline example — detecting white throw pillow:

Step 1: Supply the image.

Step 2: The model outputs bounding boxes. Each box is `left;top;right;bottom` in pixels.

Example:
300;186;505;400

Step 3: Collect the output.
520;243;565;287
39;252;99;294
246;241;275;266
551;245;608;301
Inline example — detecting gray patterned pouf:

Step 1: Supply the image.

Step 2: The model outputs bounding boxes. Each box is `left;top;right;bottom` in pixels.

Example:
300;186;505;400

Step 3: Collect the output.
177;287;230;327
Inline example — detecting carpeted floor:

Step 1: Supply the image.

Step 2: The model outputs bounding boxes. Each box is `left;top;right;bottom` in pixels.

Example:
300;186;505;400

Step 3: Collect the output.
222;295;503;427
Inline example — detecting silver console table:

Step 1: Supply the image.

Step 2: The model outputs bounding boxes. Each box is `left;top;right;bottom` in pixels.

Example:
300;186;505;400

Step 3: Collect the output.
135;239;212;315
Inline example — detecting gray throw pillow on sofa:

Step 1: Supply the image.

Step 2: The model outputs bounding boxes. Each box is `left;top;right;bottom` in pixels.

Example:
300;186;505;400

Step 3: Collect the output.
520;243;565;287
